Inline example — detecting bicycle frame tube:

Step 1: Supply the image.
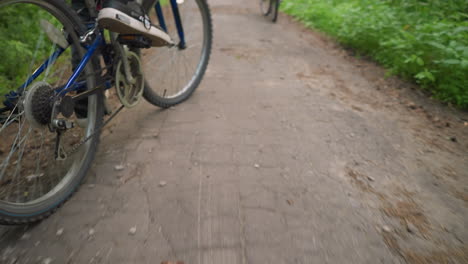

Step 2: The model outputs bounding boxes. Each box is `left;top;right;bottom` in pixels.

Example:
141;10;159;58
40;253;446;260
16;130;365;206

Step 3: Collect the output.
18;47;65;94
170;0;186;48
10;34;102;101
155;2;167;32
56;34;103;96
155;0;186;48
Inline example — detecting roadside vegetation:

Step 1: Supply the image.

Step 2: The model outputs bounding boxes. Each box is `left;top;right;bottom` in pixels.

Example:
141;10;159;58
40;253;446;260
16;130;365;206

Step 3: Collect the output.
0;6;54;101
0;5;70;107
282;0;468;108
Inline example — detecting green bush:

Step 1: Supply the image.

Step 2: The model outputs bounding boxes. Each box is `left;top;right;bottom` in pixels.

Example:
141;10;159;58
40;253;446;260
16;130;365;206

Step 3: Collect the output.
0;5;55;103
282;0;468;108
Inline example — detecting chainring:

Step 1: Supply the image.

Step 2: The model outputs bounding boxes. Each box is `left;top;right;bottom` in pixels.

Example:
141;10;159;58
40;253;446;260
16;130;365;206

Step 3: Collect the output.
115;51;144;108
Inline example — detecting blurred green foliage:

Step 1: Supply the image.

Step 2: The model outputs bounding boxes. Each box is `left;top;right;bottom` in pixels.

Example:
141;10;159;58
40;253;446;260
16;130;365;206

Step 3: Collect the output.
0;5;60;104
282;0;468;108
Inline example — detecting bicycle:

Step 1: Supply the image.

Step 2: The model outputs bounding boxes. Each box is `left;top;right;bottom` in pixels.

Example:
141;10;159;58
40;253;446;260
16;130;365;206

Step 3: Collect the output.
260;0;279;23
0;0;212;224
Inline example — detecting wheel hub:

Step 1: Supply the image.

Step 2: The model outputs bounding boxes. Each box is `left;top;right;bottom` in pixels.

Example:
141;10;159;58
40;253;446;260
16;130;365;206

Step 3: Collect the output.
24;82;55;128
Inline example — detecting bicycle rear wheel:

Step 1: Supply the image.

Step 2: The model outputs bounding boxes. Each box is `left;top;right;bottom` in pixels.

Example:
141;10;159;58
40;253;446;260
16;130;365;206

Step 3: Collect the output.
141;0;212;108
0;0;103;224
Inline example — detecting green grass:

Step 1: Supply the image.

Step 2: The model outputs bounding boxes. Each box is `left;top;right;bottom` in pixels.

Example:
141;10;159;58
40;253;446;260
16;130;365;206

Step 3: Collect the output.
282;0;468;108
159;0;169;6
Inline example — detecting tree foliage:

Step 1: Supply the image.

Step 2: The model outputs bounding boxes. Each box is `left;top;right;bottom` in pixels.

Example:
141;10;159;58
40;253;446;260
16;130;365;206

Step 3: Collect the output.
0;5;54;100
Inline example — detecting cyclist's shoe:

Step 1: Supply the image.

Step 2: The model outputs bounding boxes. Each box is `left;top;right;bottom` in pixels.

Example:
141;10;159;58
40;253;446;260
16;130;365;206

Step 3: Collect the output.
97;0;173;47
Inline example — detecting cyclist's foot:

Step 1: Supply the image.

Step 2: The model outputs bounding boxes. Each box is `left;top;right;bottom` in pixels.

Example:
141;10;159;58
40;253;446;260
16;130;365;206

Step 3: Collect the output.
97;0;173;47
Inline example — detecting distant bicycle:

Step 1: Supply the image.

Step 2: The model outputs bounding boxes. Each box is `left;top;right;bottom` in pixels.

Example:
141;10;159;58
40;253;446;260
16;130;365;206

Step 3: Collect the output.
260;0;280;22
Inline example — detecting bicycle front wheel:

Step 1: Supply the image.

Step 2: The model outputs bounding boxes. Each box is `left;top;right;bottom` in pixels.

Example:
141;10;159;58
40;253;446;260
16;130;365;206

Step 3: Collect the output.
0;0;103;224
142;0;212;108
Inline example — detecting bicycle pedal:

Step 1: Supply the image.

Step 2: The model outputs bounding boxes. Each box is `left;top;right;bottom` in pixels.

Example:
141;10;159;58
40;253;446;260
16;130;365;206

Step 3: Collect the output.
117;34;152;48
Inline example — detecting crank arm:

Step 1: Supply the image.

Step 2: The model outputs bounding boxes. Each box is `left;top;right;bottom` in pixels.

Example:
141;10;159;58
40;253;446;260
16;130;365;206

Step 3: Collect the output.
111;33;136;85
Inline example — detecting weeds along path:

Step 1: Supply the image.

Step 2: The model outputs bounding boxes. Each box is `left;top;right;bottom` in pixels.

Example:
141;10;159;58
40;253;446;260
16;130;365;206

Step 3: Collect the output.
282;0;468;108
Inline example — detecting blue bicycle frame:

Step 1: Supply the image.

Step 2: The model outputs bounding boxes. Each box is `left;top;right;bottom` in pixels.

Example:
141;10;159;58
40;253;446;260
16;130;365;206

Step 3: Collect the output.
2;0;186;109
156;0;186;49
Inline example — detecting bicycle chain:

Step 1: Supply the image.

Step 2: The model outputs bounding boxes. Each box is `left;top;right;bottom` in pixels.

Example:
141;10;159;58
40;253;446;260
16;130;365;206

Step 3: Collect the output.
59;65;117;158
62;104;124;158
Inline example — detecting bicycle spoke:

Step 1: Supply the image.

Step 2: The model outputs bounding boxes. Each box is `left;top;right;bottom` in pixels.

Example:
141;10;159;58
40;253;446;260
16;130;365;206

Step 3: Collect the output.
43;43;58;82
0;105;20;133
180;52;191;87
31;129;46;199
11;126;33;202
0;115;27;180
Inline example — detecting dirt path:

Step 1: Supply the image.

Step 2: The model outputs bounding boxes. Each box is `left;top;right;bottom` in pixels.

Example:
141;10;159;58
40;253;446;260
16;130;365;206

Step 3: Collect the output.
1;0;467;263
